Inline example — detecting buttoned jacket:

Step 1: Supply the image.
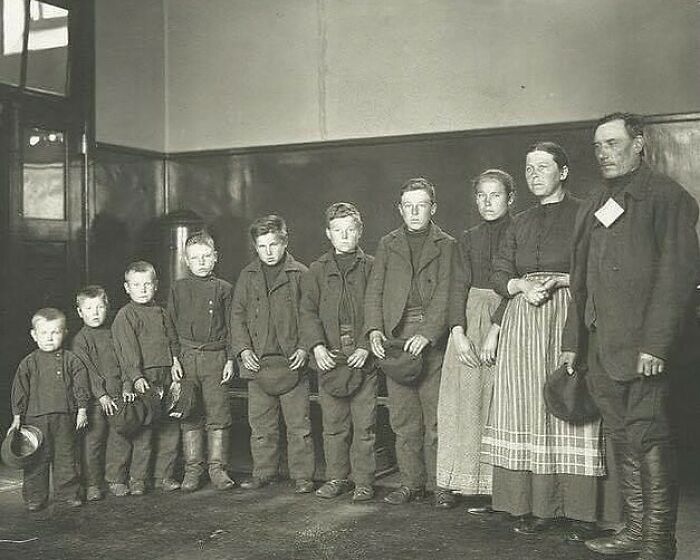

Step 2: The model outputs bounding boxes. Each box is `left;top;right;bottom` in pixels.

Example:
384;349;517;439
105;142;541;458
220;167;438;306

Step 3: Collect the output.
300;248;374;352
231;252;308;358
364;223;457;345
562;163;699;379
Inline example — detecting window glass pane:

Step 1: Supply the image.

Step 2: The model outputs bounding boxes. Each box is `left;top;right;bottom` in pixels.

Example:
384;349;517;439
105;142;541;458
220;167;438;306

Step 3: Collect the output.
0;0;25;86
25;1;68;95
22;126;66;220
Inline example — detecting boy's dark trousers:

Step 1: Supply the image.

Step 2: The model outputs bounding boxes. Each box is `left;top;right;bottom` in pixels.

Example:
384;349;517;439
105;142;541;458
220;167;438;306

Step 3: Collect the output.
386;314;443;492
81;403;108;489
106;367;180;484
23;413;80;505
248;377;315;481
318;327;377;486
319;375;377;486
180;345;232;432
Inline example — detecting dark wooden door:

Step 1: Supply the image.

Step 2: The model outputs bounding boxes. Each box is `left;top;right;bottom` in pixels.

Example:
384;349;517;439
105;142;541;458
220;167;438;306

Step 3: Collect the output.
0;100;84;430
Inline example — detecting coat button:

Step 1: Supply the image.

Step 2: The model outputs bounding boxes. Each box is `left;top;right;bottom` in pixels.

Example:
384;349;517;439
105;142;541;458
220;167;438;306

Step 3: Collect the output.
612;266;620;271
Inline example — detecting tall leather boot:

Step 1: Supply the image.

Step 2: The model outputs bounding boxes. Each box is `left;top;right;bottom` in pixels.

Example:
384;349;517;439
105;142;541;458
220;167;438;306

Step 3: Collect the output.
586;440;643;556
208;429;236;490
181;429;205;493
638;446;678;560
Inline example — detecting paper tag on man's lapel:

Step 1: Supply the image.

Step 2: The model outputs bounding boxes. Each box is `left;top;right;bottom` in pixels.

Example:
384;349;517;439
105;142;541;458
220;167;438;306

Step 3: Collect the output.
594;198;624;228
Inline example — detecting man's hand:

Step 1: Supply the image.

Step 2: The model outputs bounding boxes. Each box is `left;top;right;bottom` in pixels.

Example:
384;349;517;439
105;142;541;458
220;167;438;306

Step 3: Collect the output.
122;390;136;403
347;348;369;369
637;352;665;377
451;329;480;368
288;349;308;371
99;395;119;416
134;377;150;394
404;334;430;357
7;415;21;435
369;330;387;359
559;351;577;374
76;408;88;430
171;357;184;382
480;324;501;366
313;345;336;372
241;349;260;372
221;359;234;384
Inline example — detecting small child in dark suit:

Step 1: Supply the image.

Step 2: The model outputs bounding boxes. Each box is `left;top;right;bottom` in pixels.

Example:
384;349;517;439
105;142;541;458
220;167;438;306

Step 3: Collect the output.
9;307;90;512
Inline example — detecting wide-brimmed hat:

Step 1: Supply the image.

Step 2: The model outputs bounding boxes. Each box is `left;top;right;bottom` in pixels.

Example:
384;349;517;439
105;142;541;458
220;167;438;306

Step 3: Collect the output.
313;352;364;398
244;354;300;396
1;425;44;468
378;338;424;386
544;364;599;423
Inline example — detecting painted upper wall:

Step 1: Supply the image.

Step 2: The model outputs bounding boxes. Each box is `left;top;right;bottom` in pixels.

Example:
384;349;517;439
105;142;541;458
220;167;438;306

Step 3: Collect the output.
95;0;166;152
164;0;700;152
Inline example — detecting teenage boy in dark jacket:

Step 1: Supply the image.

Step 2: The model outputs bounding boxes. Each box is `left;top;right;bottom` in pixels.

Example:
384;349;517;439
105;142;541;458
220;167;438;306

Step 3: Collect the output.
365;177;459;507
300;202;376;502
231;214;315;493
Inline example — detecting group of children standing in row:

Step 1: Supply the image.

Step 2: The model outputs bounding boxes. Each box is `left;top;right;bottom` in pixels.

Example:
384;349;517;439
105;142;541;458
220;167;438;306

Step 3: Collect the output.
9;177;462;512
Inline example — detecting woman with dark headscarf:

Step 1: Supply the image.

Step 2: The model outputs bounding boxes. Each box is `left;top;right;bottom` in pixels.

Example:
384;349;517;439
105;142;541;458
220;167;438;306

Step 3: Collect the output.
436;169;514;510
482;142;605;535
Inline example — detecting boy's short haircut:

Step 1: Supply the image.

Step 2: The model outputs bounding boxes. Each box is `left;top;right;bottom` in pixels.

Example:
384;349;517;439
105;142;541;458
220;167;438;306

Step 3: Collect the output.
325;202;363;228
400;177;437;204
471;169;516;196
31;307;66;328
124;260;157;281
249;214;288;243
185;231;216;252
76;285;109;307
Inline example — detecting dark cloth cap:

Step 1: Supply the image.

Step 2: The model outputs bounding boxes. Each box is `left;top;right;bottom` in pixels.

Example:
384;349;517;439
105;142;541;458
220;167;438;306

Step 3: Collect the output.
109;389;163;438
1;425;44;468
378;338;424;386
312;353;364;398
544;364;599;423
244;354;300;396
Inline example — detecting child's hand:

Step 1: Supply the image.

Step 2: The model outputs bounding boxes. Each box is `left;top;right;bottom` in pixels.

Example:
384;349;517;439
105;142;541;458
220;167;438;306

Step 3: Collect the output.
134;378;150;394
122;390;136;403
241;349;260;372
171;357;184;382
7;415;21;435
76;409;88;430
288;349;308;371
99;395;119;416
313;345;336;372
221;360;234;384
347;348;369;369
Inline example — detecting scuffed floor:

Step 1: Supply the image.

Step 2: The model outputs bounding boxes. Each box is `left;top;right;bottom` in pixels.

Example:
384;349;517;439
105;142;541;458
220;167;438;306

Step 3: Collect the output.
0;478;697;560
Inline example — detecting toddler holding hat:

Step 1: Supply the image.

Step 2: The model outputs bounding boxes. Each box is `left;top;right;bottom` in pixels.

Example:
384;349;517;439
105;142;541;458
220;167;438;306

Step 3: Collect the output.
9;307;90;512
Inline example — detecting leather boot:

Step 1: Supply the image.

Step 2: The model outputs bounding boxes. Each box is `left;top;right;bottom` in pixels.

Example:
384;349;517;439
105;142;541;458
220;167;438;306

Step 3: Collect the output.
586;440;643;556
638;446;678;560
208;429;235;490
181;429;205;493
